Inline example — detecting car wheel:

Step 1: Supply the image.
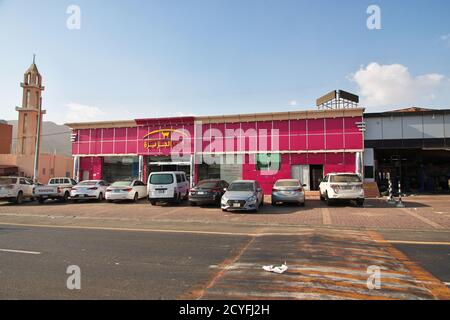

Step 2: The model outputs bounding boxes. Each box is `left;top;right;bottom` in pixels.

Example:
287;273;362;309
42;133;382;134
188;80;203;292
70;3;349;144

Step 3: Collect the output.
133;192;139;203
15;191;23;205
320;193;325;201
107;200;113;203
98;193;104;202
356;199;365;207
189;201;197;206
222;209;227;212
38;197;45;204
325;192;333;206
299;202;305;207
150;201;157;206
61;192;69;203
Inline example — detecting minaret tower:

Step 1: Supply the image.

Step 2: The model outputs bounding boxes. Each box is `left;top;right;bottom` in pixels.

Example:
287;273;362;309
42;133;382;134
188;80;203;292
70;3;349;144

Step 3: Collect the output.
15;55;46;155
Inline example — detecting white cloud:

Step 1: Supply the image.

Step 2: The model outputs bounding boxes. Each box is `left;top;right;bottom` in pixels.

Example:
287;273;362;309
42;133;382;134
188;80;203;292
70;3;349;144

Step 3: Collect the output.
288;100;297;106
350;62;449;108
65;102;106;123
441;34;450;46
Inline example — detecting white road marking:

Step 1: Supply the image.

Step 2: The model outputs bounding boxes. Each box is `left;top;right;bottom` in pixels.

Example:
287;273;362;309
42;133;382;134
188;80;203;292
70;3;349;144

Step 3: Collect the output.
0;248;41;255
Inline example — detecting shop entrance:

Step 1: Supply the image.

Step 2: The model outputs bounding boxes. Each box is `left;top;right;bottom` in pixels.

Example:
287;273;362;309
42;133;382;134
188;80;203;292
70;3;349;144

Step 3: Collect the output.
310;165;324;191
146;156;192;185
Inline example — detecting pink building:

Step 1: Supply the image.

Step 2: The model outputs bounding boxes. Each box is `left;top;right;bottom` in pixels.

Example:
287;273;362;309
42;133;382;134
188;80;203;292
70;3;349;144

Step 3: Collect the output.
67;107;364;193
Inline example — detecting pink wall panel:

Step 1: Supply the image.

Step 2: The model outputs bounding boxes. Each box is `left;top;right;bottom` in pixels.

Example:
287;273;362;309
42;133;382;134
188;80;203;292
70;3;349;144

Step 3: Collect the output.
224;123;240;153
102;142;114;154
115;141;126;154
127;127;137;140
78;142;89;154
326;153;344;164
80;157;103;180
290;120;306;135
103;128;114;141
308;119;324;134
71;115;363;158
115;128;127;141
325;118;343;134
344;133;363;149
307;153;325;164
326;134;344;150
290;153;307;165
79;129;90;142
290;135;306;150
344;117;362;133
308;134;325;150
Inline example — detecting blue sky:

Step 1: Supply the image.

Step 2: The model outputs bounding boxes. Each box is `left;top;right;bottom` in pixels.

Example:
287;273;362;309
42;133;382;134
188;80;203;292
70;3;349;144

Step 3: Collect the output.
0;0;449;124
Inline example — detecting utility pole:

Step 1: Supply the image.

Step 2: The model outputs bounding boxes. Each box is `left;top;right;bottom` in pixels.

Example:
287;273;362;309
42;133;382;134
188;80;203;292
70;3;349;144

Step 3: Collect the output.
33;95;42;183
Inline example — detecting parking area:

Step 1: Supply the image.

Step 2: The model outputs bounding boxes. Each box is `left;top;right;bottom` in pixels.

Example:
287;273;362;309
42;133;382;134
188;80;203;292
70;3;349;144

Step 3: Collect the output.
0;195;449;232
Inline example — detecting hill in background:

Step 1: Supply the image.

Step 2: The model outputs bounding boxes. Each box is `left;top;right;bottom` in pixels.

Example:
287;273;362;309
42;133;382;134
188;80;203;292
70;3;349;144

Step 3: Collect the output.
7;120;72;157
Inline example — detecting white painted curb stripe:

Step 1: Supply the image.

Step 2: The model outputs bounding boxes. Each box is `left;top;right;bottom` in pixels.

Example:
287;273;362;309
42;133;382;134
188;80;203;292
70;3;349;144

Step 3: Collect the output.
0;248;41;255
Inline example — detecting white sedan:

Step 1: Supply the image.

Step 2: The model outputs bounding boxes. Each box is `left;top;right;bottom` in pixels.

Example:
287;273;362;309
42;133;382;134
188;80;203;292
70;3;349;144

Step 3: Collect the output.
105;180;148;203
70;180;108;202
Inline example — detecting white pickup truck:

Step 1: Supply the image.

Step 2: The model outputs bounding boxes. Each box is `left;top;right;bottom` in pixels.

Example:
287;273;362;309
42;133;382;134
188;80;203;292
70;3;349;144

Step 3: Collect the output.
34;177;78;203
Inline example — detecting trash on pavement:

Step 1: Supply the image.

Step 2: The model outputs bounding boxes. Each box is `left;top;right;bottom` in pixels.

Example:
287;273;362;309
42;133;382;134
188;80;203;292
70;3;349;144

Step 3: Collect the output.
262;262;288;274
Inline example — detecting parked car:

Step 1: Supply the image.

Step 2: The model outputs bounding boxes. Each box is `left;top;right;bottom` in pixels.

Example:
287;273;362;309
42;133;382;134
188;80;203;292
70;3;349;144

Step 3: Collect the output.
319;173;364;206
271;179;306;206
0;176;35;204
105;179;148;202
70;180;108;202
189;179;229;206
34;177;77;203
147;171;189;205
221;180;264;212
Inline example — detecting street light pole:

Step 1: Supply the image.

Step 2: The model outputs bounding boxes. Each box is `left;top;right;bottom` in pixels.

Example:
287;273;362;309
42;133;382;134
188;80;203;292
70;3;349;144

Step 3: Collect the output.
33;96;42;183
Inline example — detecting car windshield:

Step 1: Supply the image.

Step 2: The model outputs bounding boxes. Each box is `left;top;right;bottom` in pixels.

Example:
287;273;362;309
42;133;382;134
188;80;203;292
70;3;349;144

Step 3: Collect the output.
150;174;174;185
78;181;98;186
0;178;17;185
330;175;362;183
228;182;254;192
275;180;300;187
196;181;219;189
111;181;133;187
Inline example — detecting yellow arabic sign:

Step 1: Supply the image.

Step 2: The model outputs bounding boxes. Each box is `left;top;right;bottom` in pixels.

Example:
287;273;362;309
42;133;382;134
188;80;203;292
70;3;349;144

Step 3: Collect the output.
143;129;188;149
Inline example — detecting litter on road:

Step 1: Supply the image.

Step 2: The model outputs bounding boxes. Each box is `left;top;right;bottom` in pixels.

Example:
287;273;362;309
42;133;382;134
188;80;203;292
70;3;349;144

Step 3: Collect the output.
263;262;288;274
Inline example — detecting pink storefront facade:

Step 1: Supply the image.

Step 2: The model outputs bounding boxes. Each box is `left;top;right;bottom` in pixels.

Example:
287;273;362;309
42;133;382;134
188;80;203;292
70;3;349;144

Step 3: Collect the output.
68;108;365;194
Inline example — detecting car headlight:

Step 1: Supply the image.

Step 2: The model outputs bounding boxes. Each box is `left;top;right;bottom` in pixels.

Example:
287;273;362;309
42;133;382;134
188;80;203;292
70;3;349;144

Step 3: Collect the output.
221;196;228;203
247;195;256;203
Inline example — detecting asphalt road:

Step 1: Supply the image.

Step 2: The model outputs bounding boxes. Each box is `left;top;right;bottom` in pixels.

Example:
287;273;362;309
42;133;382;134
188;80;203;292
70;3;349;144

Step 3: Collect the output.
0;225;248;299
1;224;449;299
392;243;450;285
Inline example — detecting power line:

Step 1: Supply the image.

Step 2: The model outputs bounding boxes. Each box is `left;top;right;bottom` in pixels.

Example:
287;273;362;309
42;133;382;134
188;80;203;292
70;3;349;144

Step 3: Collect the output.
0;130;72;142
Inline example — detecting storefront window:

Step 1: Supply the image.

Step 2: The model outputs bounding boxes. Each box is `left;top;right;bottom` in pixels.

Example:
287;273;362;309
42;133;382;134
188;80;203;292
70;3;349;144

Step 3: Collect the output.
103;156;139;183
256;153;280;171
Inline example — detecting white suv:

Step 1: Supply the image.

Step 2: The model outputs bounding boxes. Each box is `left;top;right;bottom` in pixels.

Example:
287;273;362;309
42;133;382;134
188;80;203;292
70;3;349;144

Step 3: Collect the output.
0;176;35;204
319;173;364;206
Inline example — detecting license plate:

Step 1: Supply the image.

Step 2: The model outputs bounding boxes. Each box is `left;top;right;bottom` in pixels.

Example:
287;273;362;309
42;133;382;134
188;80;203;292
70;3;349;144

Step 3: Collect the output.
114;190;121;193
79;195;85;198
198;191;206;195
233;203;241;208
157;190;165;194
